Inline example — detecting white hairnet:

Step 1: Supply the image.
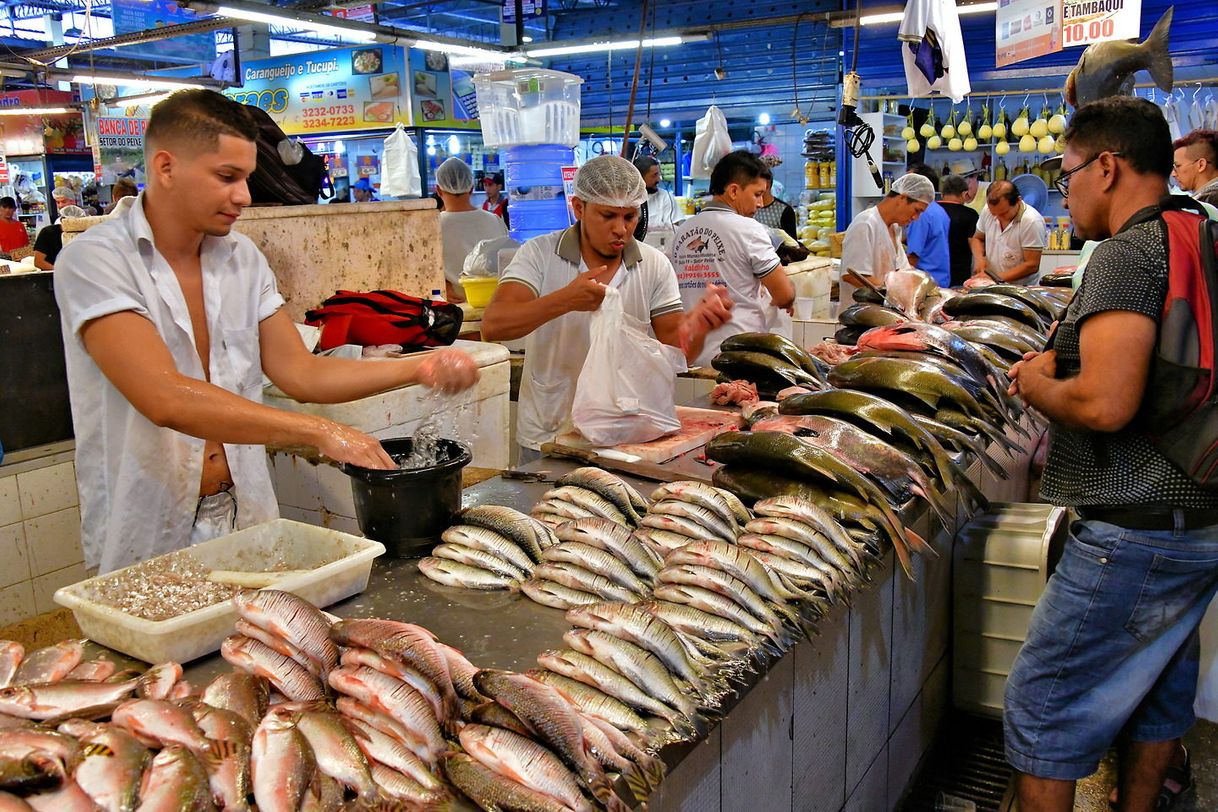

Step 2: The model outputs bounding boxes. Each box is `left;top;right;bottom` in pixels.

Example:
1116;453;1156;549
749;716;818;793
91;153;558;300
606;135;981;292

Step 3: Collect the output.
51;186;78;203
892;173;936;204
435;157;475;193
572;155;647;208
57;205;87;218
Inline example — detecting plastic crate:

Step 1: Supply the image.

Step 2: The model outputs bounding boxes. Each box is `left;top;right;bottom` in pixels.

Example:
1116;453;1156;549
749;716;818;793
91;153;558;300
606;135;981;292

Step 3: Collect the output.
473;69;583;148
55;519;384;664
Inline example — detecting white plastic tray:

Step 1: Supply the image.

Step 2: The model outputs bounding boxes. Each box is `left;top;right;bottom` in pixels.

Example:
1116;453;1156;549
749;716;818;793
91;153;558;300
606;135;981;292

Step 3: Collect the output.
54;519;385;665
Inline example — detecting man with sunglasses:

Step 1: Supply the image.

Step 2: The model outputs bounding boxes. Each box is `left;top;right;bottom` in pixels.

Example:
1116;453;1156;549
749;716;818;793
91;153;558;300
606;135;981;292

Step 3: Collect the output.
1172;129;1218;207
1005;96;1218;812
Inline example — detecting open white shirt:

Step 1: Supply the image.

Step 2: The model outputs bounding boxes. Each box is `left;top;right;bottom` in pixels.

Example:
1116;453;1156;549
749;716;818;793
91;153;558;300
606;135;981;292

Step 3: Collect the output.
841;205;910;285
671;201;783;367
500;225;683;451
54;192;284;573
976;201;1046;284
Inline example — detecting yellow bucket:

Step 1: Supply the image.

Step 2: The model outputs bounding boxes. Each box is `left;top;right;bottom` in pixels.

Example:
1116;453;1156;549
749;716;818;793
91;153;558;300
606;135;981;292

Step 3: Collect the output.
461;276;499;308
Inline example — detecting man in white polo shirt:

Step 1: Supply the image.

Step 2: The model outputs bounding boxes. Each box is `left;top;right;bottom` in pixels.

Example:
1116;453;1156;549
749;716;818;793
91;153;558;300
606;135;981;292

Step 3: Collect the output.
969;179;1046;284
481;155;732;462
671;150;795;367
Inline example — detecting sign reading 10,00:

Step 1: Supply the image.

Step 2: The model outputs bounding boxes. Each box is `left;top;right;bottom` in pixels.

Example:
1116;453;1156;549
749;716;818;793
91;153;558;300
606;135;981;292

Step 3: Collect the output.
227;88;289;114
1062;16;1116;44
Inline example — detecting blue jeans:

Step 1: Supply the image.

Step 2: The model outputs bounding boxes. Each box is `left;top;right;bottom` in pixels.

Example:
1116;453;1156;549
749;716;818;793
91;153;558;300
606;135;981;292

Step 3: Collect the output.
1004;518;1218;780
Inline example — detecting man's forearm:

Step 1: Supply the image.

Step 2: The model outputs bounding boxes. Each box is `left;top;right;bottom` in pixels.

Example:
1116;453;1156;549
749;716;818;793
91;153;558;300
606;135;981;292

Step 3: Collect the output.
481;290;572;341
1019;371;1115;431
281;353;434;404
155;374;330;447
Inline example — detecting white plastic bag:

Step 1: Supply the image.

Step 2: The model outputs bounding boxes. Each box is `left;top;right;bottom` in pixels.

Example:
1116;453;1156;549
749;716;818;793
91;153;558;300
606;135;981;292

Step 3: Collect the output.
690;105;731;180
572;287;687;446
379;124;421;198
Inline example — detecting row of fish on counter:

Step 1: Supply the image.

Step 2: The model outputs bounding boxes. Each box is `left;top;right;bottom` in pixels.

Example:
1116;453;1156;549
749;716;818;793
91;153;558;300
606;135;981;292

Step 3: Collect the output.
0;585;681;811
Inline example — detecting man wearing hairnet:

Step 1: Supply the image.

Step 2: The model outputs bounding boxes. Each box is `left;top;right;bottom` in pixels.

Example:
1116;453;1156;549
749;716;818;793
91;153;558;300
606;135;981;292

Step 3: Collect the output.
482;155;733;462
434;157;508;302
840;173;932;298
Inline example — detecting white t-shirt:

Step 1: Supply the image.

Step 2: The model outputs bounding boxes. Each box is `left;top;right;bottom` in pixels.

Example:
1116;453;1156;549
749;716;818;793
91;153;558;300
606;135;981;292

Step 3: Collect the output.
647;188;680;229
670;201;783;367
976;201;1046;284
54;192;284;573
501;225;684;450
899;0;971;103
840;205;910;285
440;208;509;289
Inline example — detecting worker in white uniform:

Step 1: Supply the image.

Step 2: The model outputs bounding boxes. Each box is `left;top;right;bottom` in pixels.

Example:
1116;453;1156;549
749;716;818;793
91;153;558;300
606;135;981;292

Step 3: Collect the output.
839;172;932;299
481;155;733;463
670;150;796;368
54;90;480;574
633;156;680;228
969;179;1045;285
436;157;509;303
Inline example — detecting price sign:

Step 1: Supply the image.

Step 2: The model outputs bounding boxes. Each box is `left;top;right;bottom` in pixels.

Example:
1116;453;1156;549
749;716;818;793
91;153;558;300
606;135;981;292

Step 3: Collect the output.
1061;0;1141;47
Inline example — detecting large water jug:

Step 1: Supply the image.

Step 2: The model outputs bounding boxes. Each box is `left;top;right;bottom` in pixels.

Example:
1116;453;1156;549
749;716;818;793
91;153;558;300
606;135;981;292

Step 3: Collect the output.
504;144;574;243
474;69;583;148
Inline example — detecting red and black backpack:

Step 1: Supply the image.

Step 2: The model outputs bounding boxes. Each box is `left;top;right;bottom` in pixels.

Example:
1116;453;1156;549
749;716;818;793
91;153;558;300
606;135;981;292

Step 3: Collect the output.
305;290;464;351
1138;195;1218;486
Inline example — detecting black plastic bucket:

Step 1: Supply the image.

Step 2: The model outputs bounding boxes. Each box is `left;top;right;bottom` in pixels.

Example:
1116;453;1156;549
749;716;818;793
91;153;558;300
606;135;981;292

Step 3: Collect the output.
340;437;472;557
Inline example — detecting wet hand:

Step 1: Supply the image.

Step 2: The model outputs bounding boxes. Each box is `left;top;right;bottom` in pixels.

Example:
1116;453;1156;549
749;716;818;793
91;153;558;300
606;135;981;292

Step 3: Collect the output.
564;267;609;311
316;420;395;469
416;348;480;393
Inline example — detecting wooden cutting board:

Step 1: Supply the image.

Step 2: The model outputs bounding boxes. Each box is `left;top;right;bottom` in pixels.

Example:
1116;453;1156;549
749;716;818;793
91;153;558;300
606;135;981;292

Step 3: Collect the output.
554;406;742;464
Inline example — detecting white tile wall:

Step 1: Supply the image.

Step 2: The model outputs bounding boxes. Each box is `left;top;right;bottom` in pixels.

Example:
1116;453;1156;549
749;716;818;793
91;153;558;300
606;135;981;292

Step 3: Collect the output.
0;458;86;627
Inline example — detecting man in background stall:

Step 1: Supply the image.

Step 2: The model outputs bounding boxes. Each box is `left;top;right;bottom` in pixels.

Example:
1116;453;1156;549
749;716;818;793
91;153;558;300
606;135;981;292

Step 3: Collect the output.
969;179;1045;285
903;163;952;287
54;89;479;574
839;173;932;297
754;165;798;240
481;155;732;463
939;174;980;287
434;157;509;303
633;156;680;229
1172;129;1218;207
0;197;29;254
670;150;795;367
351;177;378;203
481;170;509;227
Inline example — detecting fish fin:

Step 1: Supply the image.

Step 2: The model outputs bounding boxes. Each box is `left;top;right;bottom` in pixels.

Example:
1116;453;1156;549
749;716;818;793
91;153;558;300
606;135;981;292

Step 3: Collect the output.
1065;67;1079;108
622;764;653;804
1143;6;1175;93
904;527;938;559
892;534;916;581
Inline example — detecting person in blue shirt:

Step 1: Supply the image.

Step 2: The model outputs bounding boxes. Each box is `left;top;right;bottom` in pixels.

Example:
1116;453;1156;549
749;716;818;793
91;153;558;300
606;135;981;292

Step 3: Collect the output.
903;163;952;287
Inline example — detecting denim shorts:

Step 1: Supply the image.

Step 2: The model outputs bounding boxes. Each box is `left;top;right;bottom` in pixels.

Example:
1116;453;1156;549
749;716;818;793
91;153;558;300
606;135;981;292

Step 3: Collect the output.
1004;518;1218;780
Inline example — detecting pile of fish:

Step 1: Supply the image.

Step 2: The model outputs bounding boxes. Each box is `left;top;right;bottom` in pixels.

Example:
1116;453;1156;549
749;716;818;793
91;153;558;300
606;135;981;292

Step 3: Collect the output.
418;504;557;590
530;468;649;529
709;333;828;400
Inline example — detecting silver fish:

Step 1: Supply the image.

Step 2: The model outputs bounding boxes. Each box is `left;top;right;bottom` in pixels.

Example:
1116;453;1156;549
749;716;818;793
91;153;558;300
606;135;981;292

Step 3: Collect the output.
0;679;138;722
566;602;714;686
532;499;597;523
234;619;323;678
344;716;442;791
632;527;697;555
562;629;701;720
56;719;148;812
220;635;325;702
442;752;573;812
111;698;211;752
639;513;716;543
440;525;536;574
658;563;793;632
11;641;83;687
532;562;644;603
542;486;630;525
436;642;486;703
557;468;648;520
190;704;253;811
232;589;338;675
0;642;22;690
459;505;550;562
650;481;741;531
649;499;737;542
251;710;315;812
134;745;211;812
135;663;182;700
652;584;790;651
520;578;602;610
458;724;593;812
418;556;517;590
667;540;802;604
368;763;451;806
199;672;268;729
555;519;662;582
326;666;444;764
528;670;653;738
431;542;530;580
753;497;865;570
541;542;651;594
291;707;377;799
338;647;445;723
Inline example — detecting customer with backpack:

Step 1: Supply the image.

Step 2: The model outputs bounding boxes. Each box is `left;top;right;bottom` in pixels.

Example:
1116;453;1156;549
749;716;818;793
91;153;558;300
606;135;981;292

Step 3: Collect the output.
54;90;480;575
1005;96;1218;812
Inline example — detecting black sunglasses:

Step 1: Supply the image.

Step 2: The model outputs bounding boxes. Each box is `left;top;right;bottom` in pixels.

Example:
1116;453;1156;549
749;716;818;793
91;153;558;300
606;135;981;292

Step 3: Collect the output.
1055;151;1123;197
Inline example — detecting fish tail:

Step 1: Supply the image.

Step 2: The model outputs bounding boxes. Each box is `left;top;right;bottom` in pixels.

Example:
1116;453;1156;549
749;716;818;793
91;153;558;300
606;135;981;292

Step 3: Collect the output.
904;526;938;559
622;762;653;803
892;534;916;581
951;460;991;512
1143;6;1174;92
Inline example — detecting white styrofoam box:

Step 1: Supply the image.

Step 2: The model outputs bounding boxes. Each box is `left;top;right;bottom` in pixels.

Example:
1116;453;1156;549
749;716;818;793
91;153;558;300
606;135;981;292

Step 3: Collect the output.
0;475;20;527
790;317;838;347
55;519;385;664
24;506;82;577
0;523;29;589
16;461;78;520
952;504;1068;717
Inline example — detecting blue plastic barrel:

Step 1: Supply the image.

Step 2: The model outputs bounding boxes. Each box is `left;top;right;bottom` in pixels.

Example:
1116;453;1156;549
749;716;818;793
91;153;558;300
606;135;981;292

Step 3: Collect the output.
504;144;574;243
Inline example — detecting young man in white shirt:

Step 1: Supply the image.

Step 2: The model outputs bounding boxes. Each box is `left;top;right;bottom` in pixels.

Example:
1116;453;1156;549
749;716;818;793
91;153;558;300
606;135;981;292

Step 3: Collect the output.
632;156;680;229
671;150;795;367
435;157;509;303
481;155;732;462
55;90;480;573
839;173;932;298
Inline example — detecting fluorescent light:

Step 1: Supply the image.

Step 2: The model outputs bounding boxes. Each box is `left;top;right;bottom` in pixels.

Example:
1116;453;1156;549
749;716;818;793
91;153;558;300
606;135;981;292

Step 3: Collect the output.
522;36;533;43
660;118;671;128
447;134;461;154
214;5;377;41
410;39;504;60
0;106;73;116
525;35;689;58
960;2;998;14
758;112;771;125
859;12;904;25
72;75;206;91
